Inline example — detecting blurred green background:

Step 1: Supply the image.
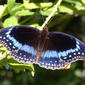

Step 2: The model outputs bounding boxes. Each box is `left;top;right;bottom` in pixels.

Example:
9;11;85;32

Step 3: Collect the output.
0;0;85;85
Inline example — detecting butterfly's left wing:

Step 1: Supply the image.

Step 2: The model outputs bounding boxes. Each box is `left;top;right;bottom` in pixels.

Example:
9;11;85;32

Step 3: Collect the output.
0;25;40;63
38;32;85;70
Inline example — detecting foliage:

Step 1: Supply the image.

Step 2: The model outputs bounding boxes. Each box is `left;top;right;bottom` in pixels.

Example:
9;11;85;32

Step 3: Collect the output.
0;0;85;85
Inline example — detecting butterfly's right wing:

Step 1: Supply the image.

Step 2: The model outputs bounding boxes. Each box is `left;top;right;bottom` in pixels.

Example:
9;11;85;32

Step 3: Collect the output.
38;32;85;70
0;25;40;63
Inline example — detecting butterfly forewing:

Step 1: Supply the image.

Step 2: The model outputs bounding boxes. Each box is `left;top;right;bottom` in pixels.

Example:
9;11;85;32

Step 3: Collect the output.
38;32;85;70
0;26;40;63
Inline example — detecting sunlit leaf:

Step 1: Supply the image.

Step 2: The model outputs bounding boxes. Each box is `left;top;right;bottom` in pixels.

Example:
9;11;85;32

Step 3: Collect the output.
64;0;82;6
3;16;19;27
15;10;34;16
40;7;58;16
81;0;85;4
24;2;53;9
0;5;8;18
8;58;35;76
10;4;24;15
74;69;82;78
23;0;30;7
59;5;74;14
7;0;16;13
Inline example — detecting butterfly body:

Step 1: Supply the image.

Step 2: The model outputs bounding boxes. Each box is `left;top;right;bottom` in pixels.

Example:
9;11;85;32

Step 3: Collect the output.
0;25;85;70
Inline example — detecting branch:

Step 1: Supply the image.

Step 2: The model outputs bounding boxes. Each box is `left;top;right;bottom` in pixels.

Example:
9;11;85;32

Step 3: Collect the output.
40;0;62;30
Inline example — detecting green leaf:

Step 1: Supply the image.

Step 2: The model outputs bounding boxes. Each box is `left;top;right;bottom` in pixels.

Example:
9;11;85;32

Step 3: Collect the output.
74;69;82;77
59;4;85;15
81;0;85;4
10;4;24;15
24;2;53;9
7;0;16;13
3;16;19;27
23;0;29;3
0;52;5;60
23;0;30;6
7;0;24;15
64;0;82;6
40;2;53;8
40;7;58;16
0;52;8;68
59;5;74;14
0;5;8;18
8;58;35;76
0;46;8;52
15;10;34;16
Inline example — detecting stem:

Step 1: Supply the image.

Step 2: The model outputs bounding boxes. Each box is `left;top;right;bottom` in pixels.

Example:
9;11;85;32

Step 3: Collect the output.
40;0;62;30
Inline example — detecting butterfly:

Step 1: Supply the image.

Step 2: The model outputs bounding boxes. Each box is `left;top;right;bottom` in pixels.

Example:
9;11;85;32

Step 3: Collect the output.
0;25;85;70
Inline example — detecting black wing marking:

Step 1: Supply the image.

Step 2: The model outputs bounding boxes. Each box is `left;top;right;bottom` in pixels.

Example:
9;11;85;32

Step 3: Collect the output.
0;25;40;63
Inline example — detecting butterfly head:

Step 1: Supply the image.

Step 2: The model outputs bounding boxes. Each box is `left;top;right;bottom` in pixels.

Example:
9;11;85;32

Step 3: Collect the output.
41;27;48;37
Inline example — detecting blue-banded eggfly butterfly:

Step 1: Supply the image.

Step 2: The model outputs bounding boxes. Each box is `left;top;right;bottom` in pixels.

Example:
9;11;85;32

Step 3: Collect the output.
0;25;85;70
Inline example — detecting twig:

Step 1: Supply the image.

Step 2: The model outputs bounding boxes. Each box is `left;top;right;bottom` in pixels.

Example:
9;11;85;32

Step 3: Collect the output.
40;0;62;30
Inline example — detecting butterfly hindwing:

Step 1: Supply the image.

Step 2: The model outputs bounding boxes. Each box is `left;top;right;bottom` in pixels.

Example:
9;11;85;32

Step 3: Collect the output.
0;26;40;63
38;32;85;70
